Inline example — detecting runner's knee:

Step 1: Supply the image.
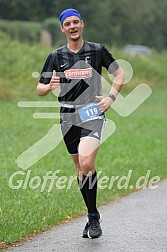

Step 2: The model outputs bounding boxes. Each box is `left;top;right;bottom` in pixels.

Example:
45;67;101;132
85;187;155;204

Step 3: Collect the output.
79;157;95;175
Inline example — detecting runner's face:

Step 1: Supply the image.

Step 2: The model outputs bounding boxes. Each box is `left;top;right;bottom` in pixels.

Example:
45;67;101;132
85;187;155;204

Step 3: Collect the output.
61;16;84;41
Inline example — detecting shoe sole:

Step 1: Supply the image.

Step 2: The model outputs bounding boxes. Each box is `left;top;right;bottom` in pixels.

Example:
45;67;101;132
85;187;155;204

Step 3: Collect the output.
87;230;103;239
99;213;102;223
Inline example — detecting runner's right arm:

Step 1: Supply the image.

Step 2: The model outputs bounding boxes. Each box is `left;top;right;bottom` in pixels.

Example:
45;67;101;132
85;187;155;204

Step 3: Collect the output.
36;70;60;96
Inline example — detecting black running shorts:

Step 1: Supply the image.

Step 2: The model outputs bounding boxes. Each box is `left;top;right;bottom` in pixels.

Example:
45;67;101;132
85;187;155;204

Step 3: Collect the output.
60;107;105;155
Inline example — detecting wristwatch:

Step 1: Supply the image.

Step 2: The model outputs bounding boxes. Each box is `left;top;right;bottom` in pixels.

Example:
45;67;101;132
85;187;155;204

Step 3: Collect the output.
108;94;116;102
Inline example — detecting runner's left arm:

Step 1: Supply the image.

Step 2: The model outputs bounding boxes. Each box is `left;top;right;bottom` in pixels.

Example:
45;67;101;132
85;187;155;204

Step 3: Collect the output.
97;45;124;111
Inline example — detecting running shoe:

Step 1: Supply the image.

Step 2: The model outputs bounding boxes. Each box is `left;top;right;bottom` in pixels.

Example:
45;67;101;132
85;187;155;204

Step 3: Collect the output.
82;212;102;238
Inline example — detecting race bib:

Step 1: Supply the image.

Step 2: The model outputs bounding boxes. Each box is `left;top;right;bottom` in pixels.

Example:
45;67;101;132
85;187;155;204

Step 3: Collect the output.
78;103;104;122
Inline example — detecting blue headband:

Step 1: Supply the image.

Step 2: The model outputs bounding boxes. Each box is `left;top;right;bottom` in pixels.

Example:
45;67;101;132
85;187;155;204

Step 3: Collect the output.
59;8;81;25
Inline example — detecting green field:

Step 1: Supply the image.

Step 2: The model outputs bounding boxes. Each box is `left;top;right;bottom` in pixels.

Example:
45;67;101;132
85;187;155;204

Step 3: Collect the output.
0;39;167;248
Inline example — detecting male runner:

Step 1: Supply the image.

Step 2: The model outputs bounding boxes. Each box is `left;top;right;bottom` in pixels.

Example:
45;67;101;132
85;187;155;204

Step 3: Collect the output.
36;8;124;239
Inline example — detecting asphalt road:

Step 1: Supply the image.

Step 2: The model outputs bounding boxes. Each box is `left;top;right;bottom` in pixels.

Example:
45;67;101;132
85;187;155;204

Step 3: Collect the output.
9;179;167;252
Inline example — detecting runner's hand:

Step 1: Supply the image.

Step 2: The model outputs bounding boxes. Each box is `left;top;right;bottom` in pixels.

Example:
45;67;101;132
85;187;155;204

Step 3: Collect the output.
96;95;113;112
49;70;60;90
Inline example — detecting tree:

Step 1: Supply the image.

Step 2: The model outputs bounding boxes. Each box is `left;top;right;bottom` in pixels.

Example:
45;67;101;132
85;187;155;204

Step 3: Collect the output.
0;0;167;50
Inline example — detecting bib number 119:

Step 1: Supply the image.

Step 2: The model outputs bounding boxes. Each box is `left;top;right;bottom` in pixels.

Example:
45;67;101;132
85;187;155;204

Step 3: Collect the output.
85;107;98;117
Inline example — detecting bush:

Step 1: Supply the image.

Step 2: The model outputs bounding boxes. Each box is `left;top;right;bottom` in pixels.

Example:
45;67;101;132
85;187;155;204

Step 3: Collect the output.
0;18;66;47
0;30;10;40
0;19;41;43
